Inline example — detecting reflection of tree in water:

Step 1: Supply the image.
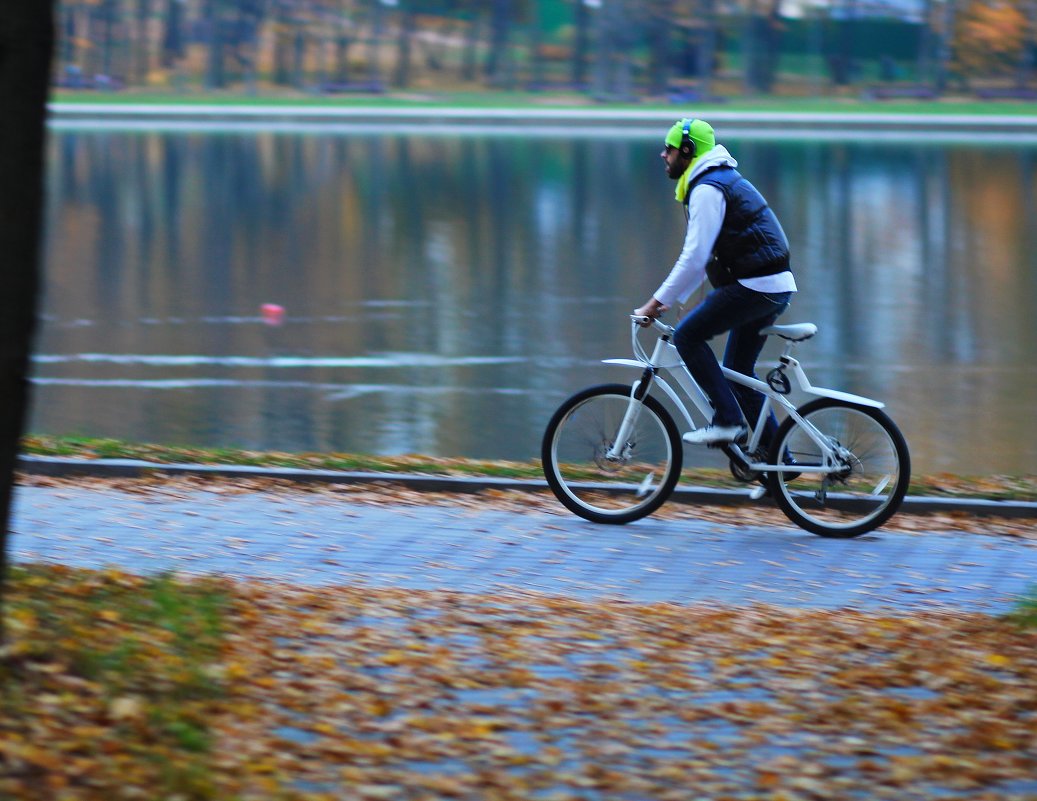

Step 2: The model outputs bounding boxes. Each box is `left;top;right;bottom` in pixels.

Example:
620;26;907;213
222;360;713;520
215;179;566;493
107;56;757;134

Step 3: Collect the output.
37;131;1037;471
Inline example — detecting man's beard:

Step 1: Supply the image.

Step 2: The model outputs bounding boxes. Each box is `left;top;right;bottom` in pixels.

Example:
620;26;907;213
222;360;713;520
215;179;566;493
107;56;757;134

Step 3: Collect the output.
668;159;688;180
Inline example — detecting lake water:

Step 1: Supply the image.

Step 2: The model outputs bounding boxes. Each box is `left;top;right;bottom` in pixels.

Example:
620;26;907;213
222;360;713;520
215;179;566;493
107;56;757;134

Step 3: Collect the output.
34;124;1037;477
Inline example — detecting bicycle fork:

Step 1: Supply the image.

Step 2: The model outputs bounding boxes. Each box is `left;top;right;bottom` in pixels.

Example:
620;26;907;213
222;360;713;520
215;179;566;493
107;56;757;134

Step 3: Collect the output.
604;367;656;463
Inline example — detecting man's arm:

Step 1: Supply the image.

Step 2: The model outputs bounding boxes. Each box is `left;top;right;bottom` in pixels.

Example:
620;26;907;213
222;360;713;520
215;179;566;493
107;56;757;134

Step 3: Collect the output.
633;297;669;322
635;185;726;321
654;184;725;306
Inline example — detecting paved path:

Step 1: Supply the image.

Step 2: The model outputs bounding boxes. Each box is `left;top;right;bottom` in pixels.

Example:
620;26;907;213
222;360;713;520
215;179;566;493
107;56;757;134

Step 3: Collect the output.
10;483;1036;614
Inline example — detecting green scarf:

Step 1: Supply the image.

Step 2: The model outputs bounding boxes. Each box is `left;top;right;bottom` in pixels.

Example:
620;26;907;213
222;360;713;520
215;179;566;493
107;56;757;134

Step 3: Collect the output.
675;159;698;203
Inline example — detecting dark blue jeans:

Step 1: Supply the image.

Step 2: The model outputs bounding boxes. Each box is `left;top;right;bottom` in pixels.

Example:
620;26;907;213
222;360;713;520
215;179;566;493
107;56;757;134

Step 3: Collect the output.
673;284;792;443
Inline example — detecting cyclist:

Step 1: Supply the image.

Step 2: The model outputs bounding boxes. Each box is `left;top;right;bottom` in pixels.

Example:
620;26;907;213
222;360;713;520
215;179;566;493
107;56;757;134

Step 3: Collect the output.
634;118;797;447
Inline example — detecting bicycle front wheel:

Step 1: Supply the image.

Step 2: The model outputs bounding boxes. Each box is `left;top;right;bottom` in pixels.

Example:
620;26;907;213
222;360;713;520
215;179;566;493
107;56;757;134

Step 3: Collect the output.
541;384;683;525
767;399;911;538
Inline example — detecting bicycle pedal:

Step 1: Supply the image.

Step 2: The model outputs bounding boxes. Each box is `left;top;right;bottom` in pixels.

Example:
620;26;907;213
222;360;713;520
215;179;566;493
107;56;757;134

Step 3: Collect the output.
708;436;748;451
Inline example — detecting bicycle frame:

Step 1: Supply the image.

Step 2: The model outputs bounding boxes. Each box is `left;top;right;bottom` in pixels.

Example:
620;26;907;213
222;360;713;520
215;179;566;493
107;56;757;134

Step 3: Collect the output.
603;318;884;476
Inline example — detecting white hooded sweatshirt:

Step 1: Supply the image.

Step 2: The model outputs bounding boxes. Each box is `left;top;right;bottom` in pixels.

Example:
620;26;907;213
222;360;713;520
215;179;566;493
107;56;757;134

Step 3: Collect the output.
653;144;797;309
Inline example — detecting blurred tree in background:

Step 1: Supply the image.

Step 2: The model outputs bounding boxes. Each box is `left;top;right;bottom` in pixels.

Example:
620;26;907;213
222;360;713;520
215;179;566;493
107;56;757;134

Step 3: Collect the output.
47;0;1037;99
954;0;1028;80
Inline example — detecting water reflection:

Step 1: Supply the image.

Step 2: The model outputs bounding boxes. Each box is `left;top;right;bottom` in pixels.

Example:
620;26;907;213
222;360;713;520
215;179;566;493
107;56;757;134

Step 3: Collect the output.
36;128;1037;475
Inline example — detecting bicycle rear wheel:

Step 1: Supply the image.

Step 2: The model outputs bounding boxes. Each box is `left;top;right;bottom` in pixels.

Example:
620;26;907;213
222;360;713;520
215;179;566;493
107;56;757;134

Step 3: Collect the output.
767;399;910;538
541;384;682;525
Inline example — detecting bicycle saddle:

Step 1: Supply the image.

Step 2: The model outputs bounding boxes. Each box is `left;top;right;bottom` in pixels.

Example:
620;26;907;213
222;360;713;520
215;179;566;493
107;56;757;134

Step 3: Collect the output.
760;323;818;341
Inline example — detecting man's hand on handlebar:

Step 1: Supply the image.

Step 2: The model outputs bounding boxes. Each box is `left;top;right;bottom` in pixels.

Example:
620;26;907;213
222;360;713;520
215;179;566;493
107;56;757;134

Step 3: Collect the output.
633;298;669;327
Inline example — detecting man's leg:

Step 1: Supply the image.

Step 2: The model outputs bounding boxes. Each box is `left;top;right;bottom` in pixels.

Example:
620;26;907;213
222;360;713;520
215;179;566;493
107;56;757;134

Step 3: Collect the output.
724;291;791;447
672;286;747;428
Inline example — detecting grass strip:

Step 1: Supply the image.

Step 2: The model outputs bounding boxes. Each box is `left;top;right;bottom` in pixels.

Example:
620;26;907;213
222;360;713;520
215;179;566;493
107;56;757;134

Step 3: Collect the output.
21;433;546;479
1005;588;1037;629
19;433;1037;502
48;89;1037;117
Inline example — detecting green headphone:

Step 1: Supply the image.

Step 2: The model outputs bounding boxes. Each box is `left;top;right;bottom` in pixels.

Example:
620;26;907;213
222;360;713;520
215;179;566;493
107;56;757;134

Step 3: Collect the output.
680;119;696;157
664;118;716;160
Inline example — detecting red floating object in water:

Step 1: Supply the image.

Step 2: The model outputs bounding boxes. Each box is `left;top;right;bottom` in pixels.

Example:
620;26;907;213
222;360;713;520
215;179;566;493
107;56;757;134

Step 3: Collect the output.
260;303;285;326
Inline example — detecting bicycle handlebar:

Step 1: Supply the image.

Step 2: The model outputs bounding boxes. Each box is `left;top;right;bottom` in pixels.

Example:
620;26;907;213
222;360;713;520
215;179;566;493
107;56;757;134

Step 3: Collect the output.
628;313;675;363
628;314;673;335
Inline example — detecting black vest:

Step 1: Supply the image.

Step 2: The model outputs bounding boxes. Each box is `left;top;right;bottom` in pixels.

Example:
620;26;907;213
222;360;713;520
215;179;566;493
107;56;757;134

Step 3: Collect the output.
684;166;791;288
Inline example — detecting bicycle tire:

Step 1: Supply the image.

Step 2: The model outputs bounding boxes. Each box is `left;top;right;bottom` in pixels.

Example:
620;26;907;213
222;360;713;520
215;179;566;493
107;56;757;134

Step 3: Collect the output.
541;384;683;525
767;398;911;538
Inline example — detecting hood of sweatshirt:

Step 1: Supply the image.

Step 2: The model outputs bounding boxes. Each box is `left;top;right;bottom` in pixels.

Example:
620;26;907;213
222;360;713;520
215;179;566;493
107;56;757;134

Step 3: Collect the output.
675;144;738;203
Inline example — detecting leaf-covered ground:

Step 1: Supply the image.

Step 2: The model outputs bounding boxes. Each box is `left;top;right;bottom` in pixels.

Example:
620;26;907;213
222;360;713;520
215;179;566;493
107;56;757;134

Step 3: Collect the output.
1;566;230;798
3;566;1037;801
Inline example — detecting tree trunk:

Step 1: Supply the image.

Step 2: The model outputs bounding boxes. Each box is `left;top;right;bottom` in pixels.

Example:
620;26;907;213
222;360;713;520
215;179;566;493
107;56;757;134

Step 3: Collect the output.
698;0;717;98
462;7;481;82
807;3;823;94
762;0;782;93
367;0;385;86
293;28;306;88
934;0;956;94
162;0;185;68
135;0;152;85
240;4;261;95
528;0;545;89
99;0;118;78
827;0;856;86
572;0;588;88
61;4;77;71
0;0;55;645
485;0;513;88
315;13;328;90
394;3;414;88
646;0;672;97
1017;0;1037;87
916;0;934;85
612;0;633;99
274;2;293;85
744;0;782;94
592;0;609;98
593;0;633;101
205;0;225;88
743;0;760;93
335;22;351;85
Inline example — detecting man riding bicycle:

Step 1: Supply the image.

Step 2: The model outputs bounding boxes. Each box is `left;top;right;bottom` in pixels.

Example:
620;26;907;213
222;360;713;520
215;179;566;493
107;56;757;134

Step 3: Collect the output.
634;118;797;448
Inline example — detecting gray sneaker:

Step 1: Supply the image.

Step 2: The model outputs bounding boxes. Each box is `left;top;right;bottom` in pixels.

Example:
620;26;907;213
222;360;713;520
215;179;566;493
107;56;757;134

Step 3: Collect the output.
682;424;748;446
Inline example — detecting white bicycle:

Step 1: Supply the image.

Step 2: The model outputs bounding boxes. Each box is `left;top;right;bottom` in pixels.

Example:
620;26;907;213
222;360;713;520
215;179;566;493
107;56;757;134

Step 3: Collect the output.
541;315;911;538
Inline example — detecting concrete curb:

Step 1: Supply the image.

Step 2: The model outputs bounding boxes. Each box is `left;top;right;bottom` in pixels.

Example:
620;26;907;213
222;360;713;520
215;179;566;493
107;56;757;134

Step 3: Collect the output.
17;455;1037;519
46;103;1037;137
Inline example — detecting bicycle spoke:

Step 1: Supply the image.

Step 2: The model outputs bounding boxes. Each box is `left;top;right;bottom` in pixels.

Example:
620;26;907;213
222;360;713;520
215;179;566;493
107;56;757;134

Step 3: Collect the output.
871;474;892;496
636;472;656;498
542;385;682;524
769;400;910;537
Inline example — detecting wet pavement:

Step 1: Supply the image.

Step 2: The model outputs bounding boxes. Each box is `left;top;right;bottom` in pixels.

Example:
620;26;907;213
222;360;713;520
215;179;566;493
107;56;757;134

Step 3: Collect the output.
10;481;1037;613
